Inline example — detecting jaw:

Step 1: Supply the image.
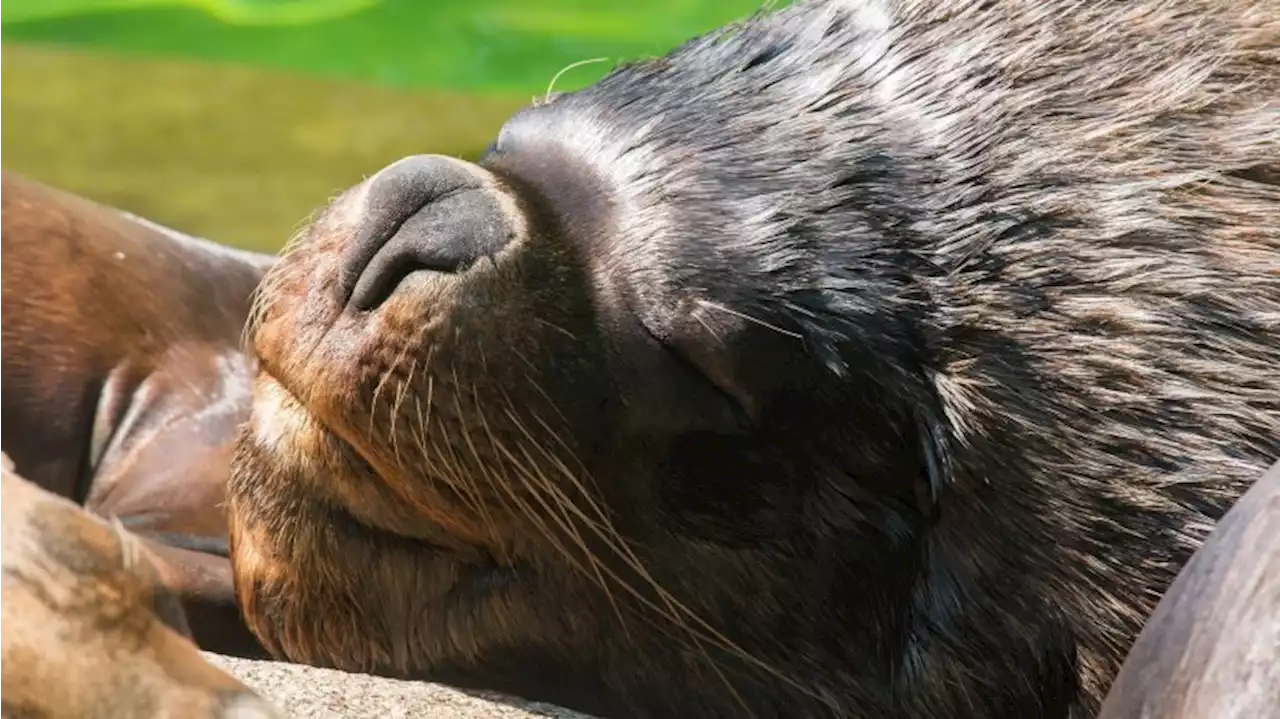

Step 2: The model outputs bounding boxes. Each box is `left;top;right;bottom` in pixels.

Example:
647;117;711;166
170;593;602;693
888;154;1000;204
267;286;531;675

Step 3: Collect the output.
227;358;613;676
225;411;632;713
225;360;840;716
227;405;512;673
229;283;865;716
245;370;509;554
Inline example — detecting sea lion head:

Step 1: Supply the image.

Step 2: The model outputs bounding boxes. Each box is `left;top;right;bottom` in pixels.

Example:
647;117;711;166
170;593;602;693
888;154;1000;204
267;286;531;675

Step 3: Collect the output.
228;1;1279;717
1;455;279;719
230;148;933;717
230;115;981;715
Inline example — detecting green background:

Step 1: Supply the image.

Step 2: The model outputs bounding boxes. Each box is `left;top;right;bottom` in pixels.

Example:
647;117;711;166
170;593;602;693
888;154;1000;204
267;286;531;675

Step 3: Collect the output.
2;0;773;251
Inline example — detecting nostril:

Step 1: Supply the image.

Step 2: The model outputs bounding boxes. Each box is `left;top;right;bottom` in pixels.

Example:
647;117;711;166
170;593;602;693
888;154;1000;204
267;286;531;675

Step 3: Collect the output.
347;246;448;314
336;154;519;313
346;190;513;311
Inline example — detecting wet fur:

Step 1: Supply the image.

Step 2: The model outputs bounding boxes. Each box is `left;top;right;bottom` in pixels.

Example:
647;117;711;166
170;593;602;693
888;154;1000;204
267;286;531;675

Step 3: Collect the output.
0;171;273;658
230;1;1280;718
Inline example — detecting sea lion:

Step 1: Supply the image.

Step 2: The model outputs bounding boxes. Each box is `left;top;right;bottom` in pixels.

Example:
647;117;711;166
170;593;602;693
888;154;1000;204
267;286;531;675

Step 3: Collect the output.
0;452;282;719
226;0;1280;717
1;170;274;657
1096;458;1280;719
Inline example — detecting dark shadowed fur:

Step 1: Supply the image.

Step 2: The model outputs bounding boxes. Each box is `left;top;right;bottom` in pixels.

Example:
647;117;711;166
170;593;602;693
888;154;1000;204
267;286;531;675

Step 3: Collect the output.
228;1;1280;718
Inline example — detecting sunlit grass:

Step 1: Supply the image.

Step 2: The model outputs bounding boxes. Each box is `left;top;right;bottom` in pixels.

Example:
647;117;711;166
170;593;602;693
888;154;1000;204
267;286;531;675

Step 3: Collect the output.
2;0;379;26
1;1;785;250
2;0;774;93
2;44;528;252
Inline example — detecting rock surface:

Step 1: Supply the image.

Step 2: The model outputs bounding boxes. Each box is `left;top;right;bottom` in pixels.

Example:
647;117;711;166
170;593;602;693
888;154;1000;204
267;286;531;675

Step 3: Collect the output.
206;654;594;719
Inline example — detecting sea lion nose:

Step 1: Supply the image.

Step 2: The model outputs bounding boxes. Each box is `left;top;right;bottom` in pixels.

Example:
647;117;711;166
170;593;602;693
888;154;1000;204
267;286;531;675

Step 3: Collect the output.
337;154;518;312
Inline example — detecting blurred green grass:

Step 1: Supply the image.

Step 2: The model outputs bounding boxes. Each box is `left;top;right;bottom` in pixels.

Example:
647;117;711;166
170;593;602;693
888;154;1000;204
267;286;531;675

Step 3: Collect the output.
2;44;527;251
1;0;776;251
2;0;771;92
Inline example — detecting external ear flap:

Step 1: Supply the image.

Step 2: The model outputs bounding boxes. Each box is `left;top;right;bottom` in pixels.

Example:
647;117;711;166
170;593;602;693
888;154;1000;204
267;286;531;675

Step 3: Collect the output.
915;409;952;524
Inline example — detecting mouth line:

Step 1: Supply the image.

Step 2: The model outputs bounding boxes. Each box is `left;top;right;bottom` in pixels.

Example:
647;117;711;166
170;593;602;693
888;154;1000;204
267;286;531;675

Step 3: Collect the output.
257;366;400;506
257;364;369;463
300;487;521;613
253;368;517;585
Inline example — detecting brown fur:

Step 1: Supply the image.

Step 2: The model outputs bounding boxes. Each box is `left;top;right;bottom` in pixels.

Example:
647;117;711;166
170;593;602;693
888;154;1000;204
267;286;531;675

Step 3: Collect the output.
0;452;281;719
228;1;1279;717
1;170;273;657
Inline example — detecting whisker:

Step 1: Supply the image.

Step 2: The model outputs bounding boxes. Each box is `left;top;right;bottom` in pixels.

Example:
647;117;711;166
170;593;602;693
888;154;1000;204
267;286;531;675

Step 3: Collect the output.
459;391;587;578
500;411;624;621
694;313;727;345
494;407;738;683
506;370;576;446
475;396;628;633
503;345;576;429
544;57;611;102
447;366;521;562
520;405;614;522
241;214;318;352
389;358;418;468
418;388;500;555
501;407;815;705
533;317;581;342
371;341;416;444
695;299;803;339
426;368;497;526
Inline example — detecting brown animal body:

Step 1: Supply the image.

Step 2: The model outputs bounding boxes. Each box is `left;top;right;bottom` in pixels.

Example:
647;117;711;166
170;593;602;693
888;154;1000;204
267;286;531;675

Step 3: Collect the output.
1097;458;1280;719
226;1;1279;717
1;170;274;657
0;452;282;719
